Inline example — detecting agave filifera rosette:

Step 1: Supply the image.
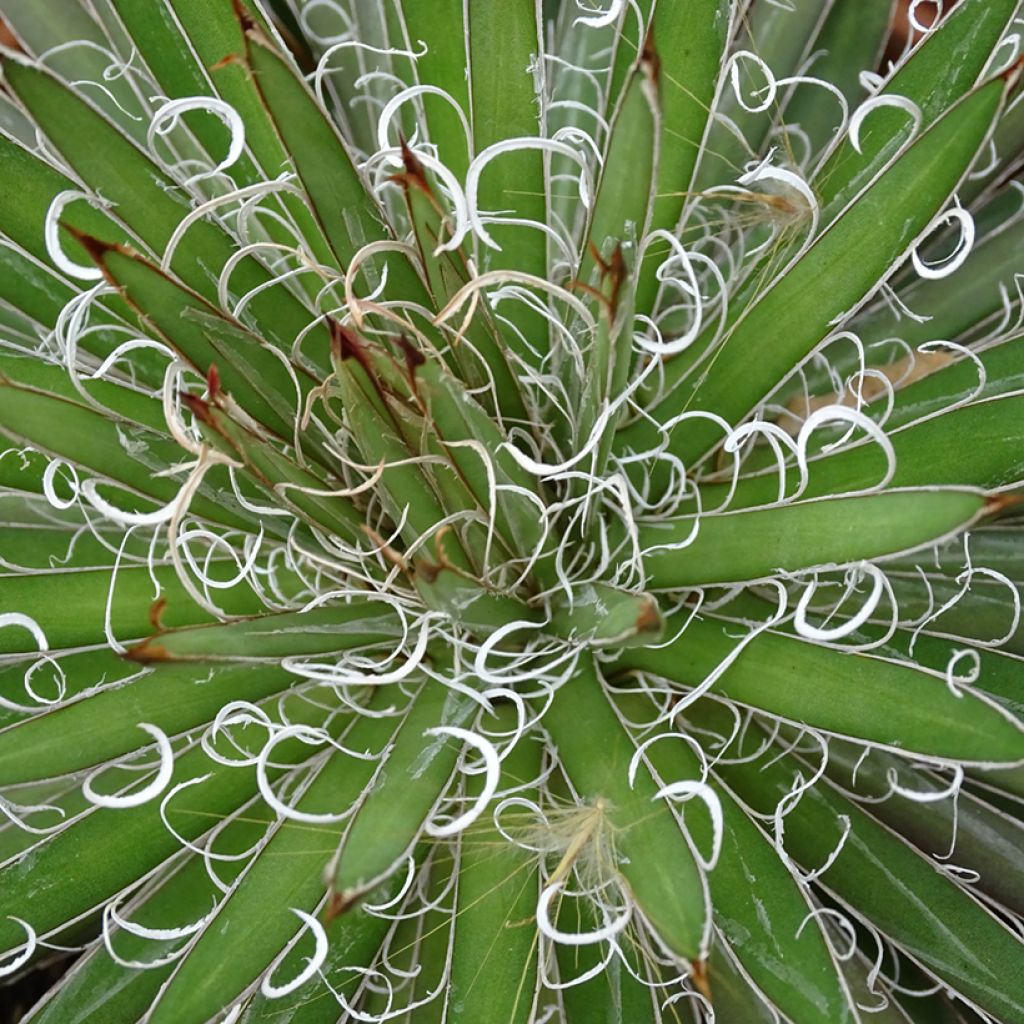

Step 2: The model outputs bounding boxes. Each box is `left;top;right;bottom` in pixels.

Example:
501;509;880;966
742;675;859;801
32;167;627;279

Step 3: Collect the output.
1;0;1024;1021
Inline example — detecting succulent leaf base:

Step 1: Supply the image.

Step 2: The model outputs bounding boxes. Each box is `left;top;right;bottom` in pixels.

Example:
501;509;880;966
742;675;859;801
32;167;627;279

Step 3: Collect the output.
1;0;1024;1022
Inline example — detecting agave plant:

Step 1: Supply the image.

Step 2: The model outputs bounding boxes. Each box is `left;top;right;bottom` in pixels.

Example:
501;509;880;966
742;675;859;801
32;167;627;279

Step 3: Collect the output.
1;0;1024;1020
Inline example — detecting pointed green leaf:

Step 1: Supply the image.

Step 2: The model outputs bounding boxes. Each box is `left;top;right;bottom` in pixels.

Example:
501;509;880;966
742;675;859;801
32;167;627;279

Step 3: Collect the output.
711;729;1024;1023
617;609;1024;765
639;488;988;587
329;680;476;902
540;656;708;961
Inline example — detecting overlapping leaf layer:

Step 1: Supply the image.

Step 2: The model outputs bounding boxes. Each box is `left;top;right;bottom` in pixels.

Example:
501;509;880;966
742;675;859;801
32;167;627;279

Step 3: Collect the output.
1;1;1023;1022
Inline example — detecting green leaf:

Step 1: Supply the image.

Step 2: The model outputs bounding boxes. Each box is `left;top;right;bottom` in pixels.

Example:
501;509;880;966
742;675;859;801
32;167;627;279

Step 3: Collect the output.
84;238;311;439
1;56;332;358
26;854;237;1024
110;0;337;276
234;878;400;1023
616;609;1024;765
557;898;658;1023
581;50;658;285
146;711;394;1023
630;692;856;1024
850;200;1024;357
782;0;897;156
624;73;1007;467
448;710;541;1024
711;728;1024;1024
826;740;1024;917
328;680;476;903
540;656;708;961
638;488;988;587
0;563;260;656
0;660;291;785
814;0;1021;215
0;694;339;959
397;157;528;422
695;0;834;190
127;604;403;662
706;394;1024;511
240;17;413;282
635;0;732;309
0;374;255;532
185;395;366;543
465;0;548;360
397;0;471;180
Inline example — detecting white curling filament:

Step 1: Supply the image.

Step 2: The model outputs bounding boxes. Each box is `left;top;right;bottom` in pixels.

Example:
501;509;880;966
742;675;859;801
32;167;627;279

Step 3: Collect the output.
422;726;501;837
44;191;107;281
655;780;724;871
148;97;246;185
911;203;975;281
0;918;37;978
794;562;887;643
536;882;632;947
728;51;778;114
82;723;174;809
573;0;624;28
0;612;49;653
260;908;329;998
848;94;922;155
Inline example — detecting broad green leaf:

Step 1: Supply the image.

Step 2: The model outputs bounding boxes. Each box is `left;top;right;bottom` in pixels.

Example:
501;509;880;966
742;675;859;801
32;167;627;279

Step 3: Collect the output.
0;375;254;530
0;349;167;433
185;394;366;543
0;694;340;960
540;656;707;961
127;604;403;662
397;156;529;422
782;0;897;155
409;353;544;565
241;16;419;291
109;0;337;277
0;563;260;656
146;711;394;1024
826;740;1024;917
850;201;1024;357
0;521;151;571
695;0;834;190
234;879;400;1023
0;660;292;785
84;238;311;440
1;0;148;142
635;0;732;309
0;135;131;284
330;332;477;573
626;692;857;1024
2;57;332;358
581;51;658;284
0;647;137;725
887;570;1024;655
407;848;455;1023
448;712;540;1024
705;394;1024;511
557;898;658;1023
624;74;1007;467
398;0;471;180
711;730;1024;1023
638;488;987;587
702;934;780;1024
465;0;548;361
25;842;261;1024
328;680;476;902
814;0;1021;215
616;609;1024;765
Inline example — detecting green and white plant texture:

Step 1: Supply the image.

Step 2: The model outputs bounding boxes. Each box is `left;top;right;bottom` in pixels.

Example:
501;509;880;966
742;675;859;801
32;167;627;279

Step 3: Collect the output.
1;0;1024;1021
